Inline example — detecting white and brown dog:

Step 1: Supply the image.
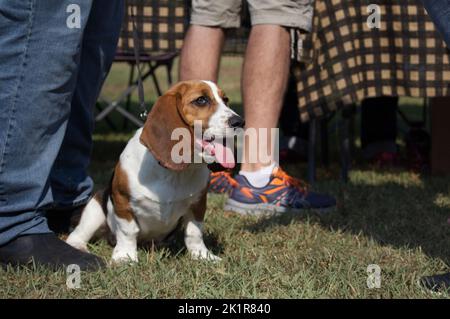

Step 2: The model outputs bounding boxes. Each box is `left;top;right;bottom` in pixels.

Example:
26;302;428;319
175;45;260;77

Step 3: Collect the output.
66;80;244;263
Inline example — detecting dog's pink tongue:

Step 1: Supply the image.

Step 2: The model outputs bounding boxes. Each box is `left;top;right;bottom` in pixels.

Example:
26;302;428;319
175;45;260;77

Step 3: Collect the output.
212;141;235;169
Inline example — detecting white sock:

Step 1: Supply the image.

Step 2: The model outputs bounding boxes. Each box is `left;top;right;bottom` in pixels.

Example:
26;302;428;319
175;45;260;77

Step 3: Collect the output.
239;163;277;188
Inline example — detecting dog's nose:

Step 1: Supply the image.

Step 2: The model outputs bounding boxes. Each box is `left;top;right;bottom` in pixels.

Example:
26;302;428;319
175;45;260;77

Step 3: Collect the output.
228;115;245;128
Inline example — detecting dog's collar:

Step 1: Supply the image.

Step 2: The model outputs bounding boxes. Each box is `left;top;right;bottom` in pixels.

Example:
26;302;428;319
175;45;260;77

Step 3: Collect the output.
158;161;168;169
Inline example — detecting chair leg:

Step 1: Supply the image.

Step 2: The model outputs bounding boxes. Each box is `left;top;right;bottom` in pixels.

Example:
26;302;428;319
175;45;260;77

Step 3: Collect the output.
339;110;352;183
320;117;329;168
166;59;174;86
96;65;158;127
96;102;118;131
149;61;163;96
308;118;317;184
348;106;356;156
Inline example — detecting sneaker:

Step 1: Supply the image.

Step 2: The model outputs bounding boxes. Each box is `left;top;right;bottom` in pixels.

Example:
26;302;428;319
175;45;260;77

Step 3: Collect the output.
224;167;336;216
420;272;450;293
209;171;238;194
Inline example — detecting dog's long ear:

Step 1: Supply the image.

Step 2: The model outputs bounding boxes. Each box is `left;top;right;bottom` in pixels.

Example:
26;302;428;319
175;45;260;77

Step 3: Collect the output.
140;93;193;170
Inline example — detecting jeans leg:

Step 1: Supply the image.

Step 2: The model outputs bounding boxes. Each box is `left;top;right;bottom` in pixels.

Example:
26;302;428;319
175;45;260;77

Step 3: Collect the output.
421;0;450;49
0;0;93;245
50;0;124;209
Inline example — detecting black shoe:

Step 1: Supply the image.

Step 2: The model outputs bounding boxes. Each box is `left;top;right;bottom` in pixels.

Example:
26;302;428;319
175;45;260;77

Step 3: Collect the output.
0;233;105;271
420;272;450;292
46;206;84;234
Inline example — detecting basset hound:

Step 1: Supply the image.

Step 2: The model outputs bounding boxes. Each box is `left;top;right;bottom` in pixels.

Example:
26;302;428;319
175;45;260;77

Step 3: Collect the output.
66;80;244;263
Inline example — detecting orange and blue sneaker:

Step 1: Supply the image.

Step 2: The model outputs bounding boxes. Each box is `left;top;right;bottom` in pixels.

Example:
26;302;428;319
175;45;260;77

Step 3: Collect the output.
209;171;238;194
224;167;336;216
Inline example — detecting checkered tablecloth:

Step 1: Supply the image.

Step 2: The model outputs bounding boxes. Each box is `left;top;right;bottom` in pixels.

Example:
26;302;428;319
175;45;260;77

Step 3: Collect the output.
295;0;450;122
117;0;188;56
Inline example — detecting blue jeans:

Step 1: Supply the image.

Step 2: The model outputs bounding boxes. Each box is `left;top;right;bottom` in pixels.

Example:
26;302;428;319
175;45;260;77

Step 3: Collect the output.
0;0;123;245
421;0;450;49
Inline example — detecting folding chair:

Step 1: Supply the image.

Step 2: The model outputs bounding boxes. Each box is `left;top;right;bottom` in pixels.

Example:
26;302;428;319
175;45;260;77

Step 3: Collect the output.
96;0;189;129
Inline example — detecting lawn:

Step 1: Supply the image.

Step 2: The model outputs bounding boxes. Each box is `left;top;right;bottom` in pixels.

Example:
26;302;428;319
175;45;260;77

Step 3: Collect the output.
1;57;449;298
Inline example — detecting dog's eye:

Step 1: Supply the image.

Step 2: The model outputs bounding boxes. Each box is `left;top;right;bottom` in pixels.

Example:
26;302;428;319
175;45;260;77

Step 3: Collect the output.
193;96;209;107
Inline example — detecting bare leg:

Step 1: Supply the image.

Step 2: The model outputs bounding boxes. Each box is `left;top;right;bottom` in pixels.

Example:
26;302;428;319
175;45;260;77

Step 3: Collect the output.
241;25;291;172
179;25;225;82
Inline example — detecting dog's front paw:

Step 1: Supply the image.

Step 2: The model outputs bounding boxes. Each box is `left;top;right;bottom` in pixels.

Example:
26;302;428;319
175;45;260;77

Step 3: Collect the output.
111;248;138;265
66;235;89;253
190;249;222;262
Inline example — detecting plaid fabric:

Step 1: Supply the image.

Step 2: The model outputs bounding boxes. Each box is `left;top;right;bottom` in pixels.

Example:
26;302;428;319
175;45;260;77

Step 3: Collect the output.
223;27;250;56
295;0;450;122
116;0;189;56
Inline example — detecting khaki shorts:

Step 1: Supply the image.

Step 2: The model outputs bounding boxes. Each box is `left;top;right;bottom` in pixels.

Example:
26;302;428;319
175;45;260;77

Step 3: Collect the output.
190;0;314;32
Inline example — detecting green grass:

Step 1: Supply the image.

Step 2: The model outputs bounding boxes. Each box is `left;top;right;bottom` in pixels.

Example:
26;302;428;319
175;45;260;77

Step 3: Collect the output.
1;57;449;298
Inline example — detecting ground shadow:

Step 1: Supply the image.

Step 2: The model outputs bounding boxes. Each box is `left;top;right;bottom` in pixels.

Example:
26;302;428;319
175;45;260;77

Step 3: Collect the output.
243;171;450;265
136;230;225;259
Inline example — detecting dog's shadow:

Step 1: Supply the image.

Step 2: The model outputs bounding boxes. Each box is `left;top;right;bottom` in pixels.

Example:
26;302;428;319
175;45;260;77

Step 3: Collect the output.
134;229;225;259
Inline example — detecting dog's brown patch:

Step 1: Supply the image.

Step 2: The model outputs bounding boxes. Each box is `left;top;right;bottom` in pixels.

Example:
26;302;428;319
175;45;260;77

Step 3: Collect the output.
190;186;207;222
111;163;134;221
177;81;220;128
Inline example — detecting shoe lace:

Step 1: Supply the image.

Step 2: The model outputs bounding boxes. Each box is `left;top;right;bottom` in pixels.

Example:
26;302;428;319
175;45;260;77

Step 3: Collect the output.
211;171;239;188
273;167;309;193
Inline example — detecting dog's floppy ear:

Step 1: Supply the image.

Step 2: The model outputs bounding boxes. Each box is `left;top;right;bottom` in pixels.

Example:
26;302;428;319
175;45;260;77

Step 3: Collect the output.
140;92;193;170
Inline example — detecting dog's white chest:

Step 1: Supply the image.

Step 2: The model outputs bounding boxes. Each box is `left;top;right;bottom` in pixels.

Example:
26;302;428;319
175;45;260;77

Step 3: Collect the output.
131;194;199;241
121;130;210;241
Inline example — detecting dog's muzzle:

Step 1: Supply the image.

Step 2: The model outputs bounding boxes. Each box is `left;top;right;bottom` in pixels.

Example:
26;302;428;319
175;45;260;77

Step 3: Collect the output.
227;115;245;129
